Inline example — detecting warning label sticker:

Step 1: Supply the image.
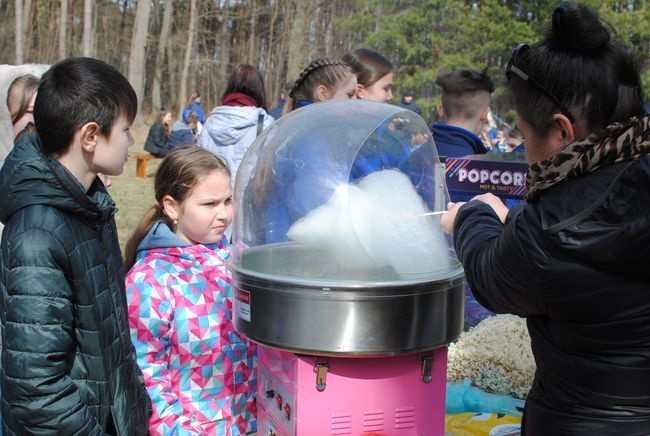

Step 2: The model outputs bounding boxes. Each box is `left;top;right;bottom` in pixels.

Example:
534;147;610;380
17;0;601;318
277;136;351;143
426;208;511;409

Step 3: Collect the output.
235;288;251;322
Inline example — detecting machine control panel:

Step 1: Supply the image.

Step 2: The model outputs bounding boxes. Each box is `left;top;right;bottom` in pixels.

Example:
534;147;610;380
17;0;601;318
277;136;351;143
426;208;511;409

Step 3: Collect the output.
258;365;295;435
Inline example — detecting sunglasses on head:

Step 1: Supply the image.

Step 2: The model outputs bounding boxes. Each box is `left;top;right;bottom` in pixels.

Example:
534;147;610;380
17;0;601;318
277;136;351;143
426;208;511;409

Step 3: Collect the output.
506;44;575;123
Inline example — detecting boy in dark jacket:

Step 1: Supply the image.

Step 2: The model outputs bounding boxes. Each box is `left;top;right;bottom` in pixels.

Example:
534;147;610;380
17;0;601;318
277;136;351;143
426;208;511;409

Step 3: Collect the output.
0;57;151;435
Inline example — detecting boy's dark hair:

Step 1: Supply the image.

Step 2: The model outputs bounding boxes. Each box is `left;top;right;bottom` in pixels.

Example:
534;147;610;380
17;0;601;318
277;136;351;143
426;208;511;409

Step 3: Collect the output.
506;2;644;136
436;68;494;120
34;57;137;155
222;64;267;110
436;68;495;95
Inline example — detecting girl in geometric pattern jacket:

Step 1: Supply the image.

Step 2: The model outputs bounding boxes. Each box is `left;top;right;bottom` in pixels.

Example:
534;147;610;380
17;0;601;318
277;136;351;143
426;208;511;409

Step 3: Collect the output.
124;146;257;435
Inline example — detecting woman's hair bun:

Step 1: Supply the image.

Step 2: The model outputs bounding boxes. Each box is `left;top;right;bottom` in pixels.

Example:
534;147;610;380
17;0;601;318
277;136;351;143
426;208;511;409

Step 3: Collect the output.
547;2;610;54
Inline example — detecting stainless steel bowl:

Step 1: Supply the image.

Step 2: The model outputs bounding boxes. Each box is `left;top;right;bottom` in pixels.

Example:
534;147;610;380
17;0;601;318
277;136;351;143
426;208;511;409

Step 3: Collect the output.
230;243;465;357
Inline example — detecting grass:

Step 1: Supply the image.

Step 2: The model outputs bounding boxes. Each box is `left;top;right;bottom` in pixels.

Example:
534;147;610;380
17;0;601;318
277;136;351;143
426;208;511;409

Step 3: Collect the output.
111;123;160;253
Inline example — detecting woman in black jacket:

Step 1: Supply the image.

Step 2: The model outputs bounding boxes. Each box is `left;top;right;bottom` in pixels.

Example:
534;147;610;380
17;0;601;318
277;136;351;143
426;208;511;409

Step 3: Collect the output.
144;109;172;157
442;3;650;435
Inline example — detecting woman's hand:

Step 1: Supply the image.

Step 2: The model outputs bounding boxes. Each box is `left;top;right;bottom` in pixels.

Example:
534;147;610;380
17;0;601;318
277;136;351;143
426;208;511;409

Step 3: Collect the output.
441;201;465;235
440;193;509;235
472;193;509;223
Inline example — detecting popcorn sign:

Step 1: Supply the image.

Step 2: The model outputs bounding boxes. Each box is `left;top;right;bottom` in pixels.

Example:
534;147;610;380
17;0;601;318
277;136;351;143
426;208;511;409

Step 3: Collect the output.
445;155;529;199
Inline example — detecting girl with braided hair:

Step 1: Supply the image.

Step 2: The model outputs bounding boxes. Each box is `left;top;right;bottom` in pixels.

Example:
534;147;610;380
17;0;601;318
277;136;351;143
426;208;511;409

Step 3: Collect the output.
282;57;357;115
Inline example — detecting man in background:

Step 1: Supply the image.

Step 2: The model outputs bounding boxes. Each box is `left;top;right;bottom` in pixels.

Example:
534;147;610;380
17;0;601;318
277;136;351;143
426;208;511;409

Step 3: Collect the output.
431;68;494;159
396;89;421;115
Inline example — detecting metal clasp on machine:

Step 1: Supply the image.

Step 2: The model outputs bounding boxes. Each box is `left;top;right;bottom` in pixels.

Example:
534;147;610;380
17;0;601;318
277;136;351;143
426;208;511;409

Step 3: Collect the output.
420;354;433;382
314;357;329;392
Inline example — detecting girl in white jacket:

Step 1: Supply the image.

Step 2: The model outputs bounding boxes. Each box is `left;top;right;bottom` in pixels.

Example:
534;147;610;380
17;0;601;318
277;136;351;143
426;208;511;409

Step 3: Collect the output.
198;64;273;186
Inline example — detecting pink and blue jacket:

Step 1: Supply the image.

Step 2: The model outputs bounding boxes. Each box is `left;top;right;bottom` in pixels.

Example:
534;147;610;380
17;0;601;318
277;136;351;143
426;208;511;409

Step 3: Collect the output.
126;222;256;435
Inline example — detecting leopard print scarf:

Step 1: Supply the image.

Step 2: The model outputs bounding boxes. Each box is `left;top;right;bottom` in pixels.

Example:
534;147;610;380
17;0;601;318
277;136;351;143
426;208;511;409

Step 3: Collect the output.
526;115;650;201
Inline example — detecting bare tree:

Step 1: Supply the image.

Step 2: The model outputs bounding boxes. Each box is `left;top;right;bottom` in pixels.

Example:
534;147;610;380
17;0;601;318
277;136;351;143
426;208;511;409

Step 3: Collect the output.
59;0;68;59
286;0;316;79
128;0;152;121
218;0;231;94
246;0;257;63
82;0;93;57
151;0;173;113
15;0;24;63
178;0;198;116
22;0;31;59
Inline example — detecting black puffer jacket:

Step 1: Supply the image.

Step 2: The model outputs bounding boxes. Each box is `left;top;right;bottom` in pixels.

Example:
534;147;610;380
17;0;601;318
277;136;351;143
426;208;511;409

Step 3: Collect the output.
453;116;650;435
0;134;151;435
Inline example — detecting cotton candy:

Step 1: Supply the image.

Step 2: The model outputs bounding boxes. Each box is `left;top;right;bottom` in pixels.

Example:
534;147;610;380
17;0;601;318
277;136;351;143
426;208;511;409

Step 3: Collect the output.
287;169;451;278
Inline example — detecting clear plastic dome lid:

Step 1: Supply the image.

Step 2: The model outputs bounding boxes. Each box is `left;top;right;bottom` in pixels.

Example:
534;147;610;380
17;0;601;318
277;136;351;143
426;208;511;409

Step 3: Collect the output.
231;100;462;285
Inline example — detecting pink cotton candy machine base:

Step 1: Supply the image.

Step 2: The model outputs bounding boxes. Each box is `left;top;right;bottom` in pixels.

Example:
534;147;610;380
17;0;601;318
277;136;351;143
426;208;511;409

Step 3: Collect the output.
256;345;447;436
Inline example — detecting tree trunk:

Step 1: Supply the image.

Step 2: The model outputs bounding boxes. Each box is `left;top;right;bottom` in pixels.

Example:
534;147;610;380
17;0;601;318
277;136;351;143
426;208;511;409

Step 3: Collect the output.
128;0;151;122
246;0;256;63
286;0;313;79
82;0;92;57
15;0;24;63
178;0;198;116
58;0;67;59
22;0;31;59
218;0;231;85
151;0;173;114
264;0;279;106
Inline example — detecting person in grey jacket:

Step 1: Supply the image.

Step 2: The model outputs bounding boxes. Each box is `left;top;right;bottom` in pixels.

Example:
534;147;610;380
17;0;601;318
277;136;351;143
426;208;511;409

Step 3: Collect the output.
198;64;273;185
0;57;151;435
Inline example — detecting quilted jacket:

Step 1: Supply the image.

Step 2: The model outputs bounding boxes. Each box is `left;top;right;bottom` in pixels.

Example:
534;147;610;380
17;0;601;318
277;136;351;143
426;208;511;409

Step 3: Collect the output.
126;222;257;435
0;133;151;435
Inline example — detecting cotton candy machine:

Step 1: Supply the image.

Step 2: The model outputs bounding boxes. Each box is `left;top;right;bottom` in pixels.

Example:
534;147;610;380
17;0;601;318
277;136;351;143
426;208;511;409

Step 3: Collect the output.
230;100;464;435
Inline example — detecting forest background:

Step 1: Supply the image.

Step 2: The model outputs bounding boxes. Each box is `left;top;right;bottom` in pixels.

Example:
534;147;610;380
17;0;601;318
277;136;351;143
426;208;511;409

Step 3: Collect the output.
2;0;649;126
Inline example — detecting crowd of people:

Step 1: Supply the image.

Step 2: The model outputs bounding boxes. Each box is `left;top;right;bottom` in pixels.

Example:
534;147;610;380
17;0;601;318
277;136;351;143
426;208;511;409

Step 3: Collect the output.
0;2;649;435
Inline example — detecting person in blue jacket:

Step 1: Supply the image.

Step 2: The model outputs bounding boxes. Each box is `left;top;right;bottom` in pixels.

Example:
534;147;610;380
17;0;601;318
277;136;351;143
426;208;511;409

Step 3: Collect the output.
182;91;205;124
268;81;292;119
431;68;494;159
166;111;198;153
249;58;357;243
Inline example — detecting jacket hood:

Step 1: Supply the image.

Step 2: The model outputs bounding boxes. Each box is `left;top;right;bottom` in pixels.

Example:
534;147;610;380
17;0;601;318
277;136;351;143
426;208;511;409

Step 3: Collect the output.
136;220;230;261
202;106;270;146
137;221;192;252
0;133;115;225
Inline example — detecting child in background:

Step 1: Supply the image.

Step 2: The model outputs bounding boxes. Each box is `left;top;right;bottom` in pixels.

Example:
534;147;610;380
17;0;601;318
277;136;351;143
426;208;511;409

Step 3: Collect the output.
124;146;257;435
252;58;356;242
144;109;172;157
282;57;357;114
198;64;274;185
167;111;199;153
343;47;394;103
0;57;151;434
7;74;40;139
